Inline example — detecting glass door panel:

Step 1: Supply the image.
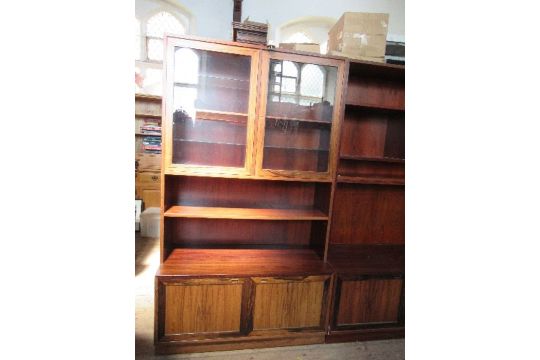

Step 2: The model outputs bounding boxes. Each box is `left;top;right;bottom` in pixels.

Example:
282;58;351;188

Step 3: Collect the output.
172;47;251;168
263;59;338;173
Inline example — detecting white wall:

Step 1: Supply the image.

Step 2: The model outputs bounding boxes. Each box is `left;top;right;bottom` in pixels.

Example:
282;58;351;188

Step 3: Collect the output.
135;0;233;39
243;0;405;43
135;0;405;43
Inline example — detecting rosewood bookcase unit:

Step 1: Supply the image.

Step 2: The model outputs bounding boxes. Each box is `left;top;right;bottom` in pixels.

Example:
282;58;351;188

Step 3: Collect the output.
326;60;405;342
154;34;404;354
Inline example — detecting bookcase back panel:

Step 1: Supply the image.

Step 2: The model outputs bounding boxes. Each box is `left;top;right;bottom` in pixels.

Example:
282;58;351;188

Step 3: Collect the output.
166;218;327;249
338;160;404;179
341;108;404;160
262;147;329;172
330;184;404;245
165;176;331;213
346;76;404;110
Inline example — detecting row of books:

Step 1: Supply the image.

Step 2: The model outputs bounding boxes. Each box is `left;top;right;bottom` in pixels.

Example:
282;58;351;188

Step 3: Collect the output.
140;124;161;135
143;136;161;154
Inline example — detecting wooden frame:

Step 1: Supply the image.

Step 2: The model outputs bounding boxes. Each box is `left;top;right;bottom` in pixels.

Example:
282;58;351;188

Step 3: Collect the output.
255;51;347;182
154;34;405;354
162;37;261;178
330;274;405;331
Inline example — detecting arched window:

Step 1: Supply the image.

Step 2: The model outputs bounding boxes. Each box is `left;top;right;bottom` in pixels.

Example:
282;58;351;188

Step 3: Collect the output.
145;11;185;61
300;64;324;102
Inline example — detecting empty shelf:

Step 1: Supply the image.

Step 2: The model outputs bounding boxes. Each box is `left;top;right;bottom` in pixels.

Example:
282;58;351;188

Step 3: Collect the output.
164;205;329;220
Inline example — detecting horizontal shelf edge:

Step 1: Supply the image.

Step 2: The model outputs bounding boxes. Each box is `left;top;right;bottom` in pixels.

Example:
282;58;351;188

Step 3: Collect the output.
337;175;404;185
164;205;329;220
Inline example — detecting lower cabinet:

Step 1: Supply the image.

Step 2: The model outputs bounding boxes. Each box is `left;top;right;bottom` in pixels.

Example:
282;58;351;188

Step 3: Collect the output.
252;276;329;332
155;275;331;353
327;274;404;342
159;278;245;337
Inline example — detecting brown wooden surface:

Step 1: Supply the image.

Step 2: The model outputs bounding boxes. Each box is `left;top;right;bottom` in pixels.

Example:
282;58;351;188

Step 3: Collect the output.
325;327;404;343
252;276;328;330
326;245;404;275
156;34;406;352
164;279;243;335
330;184;405;244
338;160;404;181
337;175;405;186
336;278;403;326
166;218;325;248
165;176;331;212
156;332;325;354
164;205;328;220
340;107;404;160
157;249;332;277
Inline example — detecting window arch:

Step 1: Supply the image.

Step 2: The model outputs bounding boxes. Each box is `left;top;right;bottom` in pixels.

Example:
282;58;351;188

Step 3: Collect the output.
300;64;324;98
145;11;186;61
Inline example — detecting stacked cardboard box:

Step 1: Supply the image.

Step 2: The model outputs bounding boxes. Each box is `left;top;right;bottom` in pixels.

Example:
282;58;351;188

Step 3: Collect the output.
279;43;321;54
328;12;389;63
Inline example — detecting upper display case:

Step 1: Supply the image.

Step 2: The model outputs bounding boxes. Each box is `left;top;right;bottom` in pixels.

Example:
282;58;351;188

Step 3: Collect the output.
162;36;345;181
163;38;260;176
256;52;346;181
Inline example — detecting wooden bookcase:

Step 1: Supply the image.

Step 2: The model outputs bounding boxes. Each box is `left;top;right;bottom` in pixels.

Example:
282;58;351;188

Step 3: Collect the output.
154;35;404;354
135;94;162;209
326;60;405;342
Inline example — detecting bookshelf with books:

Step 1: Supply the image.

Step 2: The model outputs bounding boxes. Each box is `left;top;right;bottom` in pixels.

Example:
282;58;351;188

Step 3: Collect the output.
135;93;162;209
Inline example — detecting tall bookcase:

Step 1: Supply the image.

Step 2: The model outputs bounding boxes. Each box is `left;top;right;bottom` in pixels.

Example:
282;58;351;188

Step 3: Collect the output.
326;60;405;342
154;35;404;354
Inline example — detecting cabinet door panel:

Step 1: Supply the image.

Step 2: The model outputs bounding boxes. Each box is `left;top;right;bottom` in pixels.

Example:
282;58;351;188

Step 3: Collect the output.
252;276;329;331
163;38;259;176
256;52;345;181
335;277;403;328
162;279;243;335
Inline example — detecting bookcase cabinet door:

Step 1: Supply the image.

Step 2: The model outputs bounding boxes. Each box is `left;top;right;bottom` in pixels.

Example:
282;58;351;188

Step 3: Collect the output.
251;275;331;332
162;37;260;177
156;278;245;341
332;275;404;330
256;52;346;181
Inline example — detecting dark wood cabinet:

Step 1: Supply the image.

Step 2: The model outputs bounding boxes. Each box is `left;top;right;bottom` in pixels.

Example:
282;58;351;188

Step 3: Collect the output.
154;34;404;354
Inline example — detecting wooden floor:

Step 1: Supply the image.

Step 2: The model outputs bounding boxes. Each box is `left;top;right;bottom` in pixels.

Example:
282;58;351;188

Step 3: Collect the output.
135;234;405;359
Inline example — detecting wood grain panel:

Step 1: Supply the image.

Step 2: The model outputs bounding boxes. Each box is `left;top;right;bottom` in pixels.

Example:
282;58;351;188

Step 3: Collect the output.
336;279;403;325
338;159;404;179
330;184;404;244
164;281;243;335
164;205;328;220
253;277;326;330
168;218;321;247
346;76;404;110
157;249;333;277
341;110;387;158
166;176;330;210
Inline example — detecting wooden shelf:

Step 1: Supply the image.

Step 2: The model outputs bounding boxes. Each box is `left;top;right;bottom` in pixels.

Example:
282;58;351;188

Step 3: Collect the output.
174;139;245;147
266;115;332;125
135;93;161;101
195;109;247;123
158;248;332;277
136;133;161;137
327;245;404;275
345;102;404;112
337;175;404;186
265;145;329;152
135;113;161;119
164;205;328;220
340;155;404;163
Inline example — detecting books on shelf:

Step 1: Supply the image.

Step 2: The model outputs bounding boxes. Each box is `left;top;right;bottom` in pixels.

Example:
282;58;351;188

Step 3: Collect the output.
142;136;162;153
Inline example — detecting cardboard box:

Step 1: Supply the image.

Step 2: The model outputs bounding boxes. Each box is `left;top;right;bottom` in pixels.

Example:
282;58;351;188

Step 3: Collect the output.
328;12;389;58
279;43;321;54
329;50;385;63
